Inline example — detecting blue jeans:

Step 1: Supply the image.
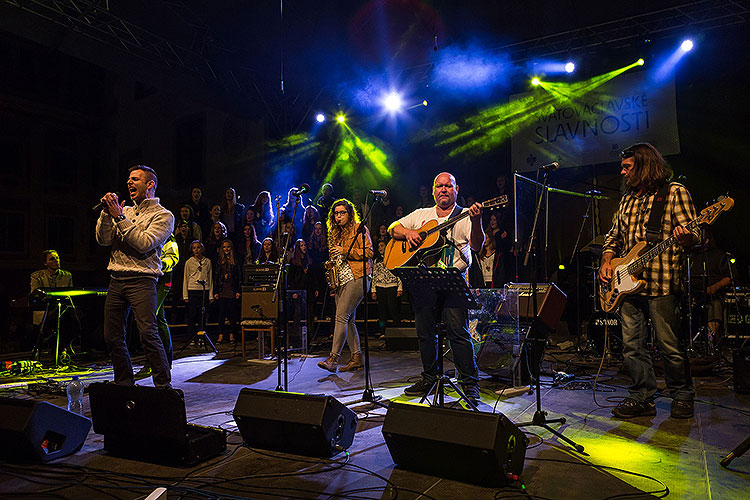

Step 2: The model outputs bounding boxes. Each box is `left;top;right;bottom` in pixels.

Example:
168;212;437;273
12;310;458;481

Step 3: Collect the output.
104;277;171;387
155;281;172;367
620;295;694;402
413;304;478;386
331;276;370;356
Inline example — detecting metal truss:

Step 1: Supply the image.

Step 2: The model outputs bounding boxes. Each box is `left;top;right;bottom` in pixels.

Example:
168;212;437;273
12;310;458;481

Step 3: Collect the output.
2;0;222;84
503;0;749;62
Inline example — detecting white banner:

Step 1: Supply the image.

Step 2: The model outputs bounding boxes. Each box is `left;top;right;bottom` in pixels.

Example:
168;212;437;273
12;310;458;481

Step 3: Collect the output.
511;71;679;171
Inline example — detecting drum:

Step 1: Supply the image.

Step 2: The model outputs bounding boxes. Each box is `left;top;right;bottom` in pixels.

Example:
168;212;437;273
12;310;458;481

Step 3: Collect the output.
586;311;623;354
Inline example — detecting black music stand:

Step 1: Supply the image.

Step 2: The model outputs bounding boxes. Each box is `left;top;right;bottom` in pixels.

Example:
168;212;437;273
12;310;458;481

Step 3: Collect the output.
392;266;480;411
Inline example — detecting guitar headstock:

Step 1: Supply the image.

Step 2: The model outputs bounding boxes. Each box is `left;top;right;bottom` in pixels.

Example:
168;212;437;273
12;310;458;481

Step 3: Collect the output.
482;195;509;209
698;196;734;225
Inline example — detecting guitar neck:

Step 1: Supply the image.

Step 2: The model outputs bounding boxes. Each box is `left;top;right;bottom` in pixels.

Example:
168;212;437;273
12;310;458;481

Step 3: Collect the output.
627;218;700;274
425;209;471;237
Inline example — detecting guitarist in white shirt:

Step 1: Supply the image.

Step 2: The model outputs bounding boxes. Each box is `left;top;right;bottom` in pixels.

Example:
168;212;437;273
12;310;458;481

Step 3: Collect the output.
389;172;484;404
599;143;700;419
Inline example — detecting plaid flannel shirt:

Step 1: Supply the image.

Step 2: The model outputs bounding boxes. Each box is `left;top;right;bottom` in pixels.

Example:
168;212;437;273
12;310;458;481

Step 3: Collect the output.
602;182;700;296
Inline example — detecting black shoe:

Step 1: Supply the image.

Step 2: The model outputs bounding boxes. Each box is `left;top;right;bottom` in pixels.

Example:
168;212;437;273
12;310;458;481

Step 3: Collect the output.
404;378;436;396
612;398;656;418
460;383;481;405
670;399;694;419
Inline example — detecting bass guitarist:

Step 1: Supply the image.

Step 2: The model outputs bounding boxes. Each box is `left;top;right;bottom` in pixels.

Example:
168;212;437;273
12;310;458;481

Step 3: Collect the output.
599;143;700;419
388;172;484;404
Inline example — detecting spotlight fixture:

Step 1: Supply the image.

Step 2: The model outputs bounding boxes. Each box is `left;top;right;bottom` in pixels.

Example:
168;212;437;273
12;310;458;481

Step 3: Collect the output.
531;77;541;86
680;39;694;52
383;92;404;113
336;114;346;124
564;62;575;73
637;58;645;66
315;113;325;123
422;100;428;106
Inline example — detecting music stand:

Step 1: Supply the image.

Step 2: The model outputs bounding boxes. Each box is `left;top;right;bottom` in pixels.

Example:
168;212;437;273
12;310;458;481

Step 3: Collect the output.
392;266;480;411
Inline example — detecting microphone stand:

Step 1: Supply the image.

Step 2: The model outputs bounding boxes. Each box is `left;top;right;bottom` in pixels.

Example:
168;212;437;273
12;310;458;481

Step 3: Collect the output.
272;193;301;392
517;167;584;453
343;194;386;408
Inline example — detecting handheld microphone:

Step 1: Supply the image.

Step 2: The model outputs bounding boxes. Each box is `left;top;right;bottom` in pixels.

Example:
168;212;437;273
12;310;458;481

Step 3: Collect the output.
370;189;388;198
540;161;559;171
92;192;119;212
291;183;310;196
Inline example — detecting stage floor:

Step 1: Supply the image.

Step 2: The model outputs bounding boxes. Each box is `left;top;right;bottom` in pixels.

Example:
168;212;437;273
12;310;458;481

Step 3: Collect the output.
1;336;749;499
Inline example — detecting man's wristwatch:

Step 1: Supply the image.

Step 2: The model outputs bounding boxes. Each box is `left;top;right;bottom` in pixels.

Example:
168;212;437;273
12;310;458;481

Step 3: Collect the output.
113;214;126;223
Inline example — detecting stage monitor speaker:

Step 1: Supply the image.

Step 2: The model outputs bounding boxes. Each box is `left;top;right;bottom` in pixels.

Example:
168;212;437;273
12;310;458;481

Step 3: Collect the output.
233;388;357;457
733;348;750;394
384;327;418;350
89;383;226;465
382;401;527;485
0;397;91;462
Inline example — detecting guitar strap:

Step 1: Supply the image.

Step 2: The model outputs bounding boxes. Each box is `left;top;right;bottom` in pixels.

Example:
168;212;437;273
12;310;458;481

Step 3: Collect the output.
439;204;469;268
645;182;671;245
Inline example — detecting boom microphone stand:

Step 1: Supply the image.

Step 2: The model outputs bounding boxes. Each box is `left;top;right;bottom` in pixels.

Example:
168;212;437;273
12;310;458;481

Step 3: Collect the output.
343;193;386;407
272;192;302;392
517;166;584;453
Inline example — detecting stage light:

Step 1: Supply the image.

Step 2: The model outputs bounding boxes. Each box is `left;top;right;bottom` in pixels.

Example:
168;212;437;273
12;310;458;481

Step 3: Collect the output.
531;77;541;86
637;58;645;66
558;264;566;271
681;39;694;52
730;257;736;264
336;113;346;124
423;100;428;106
315;113;325;123
383;92;403;113
564;62;575;73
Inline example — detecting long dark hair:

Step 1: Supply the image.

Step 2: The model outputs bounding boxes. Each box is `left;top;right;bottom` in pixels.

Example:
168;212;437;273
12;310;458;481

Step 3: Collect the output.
622;142;673;193
258;237;279;263
252;190;274;224
291;239;311;267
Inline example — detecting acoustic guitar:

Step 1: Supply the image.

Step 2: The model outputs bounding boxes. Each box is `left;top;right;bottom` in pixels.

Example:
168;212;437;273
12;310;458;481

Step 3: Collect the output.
599;196;734;313
384;195;508;269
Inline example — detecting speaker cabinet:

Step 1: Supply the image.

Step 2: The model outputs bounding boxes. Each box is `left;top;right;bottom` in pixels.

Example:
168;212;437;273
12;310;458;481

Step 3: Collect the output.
0;397;91;462
382;401;527;485
233;388;357;457
733;348;750;394
384;327;418;350
89;383;226;465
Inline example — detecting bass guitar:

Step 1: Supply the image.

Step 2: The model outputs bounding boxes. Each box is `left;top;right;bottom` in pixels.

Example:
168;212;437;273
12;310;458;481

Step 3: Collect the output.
384;195;508;270
600;196;734;313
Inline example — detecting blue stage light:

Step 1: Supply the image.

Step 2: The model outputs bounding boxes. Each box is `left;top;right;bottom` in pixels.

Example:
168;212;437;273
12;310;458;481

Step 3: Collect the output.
315;113;325;123
383;92;403;113
564;62;575;73
680;39;694;52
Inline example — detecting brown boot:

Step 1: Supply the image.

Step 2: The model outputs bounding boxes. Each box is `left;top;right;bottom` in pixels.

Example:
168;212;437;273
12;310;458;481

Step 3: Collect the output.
338;352;363;372
317;353;339;373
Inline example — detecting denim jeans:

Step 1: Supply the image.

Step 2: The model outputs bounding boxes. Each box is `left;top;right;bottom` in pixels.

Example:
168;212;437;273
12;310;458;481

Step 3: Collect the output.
620;295;694;402
413;304;479;386
104;277;171;387
155;281;172;367
331;276;370;356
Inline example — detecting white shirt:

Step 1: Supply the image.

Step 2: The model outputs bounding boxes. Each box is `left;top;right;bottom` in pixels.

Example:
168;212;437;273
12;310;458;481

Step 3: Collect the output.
396;205;473;271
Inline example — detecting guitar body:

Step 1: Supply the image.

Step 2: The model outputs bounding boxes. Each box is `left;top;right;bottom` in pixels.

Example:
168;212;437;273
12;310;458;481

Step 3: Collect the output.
599;241;648;313
384;219;442;269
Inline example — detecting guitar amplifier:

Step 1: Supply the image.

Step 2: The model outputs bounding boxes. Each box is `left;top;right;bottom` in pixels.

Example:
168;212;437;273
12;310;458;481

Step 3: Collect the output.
726;288;750;338
244;264;279;286
504;283;567;331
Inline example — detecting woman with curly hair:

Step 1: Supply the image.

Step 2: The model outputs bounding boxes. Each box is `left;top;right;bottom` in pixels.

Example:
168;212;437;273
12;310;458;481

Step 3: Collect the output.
317;199;373;373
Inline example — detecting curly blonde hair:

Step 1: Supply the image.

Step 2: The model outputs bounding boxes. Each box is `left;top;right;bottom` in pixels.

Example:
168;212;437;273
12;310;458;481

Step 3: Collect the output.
327;198;360;246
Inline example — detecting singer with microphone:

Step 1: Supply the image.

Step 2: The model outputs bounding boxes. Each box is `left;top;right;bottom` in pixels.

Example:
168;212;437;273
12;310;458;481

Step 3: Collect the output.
280;184;309;238
95;165;175;388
